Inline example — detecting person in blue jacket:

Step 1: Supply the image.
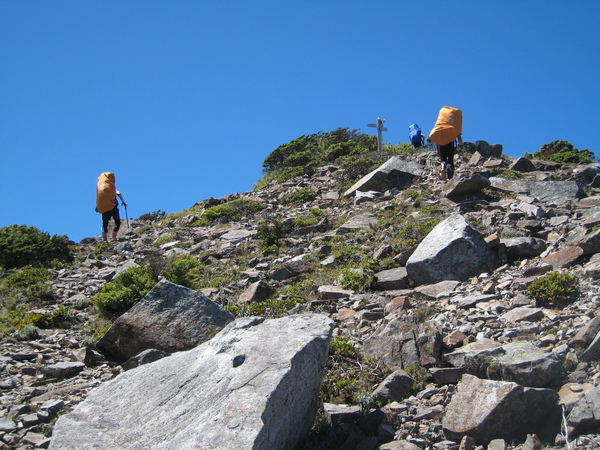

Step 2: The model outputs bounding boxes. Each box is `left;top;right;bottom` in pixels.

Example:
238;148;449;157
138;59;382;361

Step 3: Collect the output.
409;124;423;148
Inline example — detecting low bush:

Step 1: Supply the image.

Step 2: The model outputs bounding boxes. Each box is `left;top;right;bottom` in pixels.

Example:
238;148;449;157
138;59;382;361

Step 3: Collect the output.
0;304;71;335
93;266;156;318
162;255;203;289
493;168;523;180
281;188;317;205
0;225;73;269
526;272;579;306
329;336;358;358
257;219;284;248
200;199;263;225
0;267;55;303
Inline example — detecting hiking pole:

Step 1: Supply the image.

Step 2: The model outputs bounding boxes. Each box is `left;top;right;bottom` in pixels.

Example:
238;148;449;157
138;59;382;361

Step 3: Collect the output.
124;204;130;233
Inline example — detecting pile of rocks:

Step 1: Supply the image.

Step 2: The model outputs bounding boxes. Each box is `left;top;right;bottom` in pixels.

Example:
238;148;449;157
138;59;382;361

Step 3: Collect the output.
2;143;600;449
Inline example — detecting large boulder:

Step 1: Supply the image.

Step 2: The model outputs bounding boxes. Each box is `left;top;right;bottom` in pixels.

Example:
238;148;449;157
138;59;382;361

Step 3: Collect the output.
49;314;334;450
96;280;235;361
406;214;497;285
343;156;423;197
442;374;558;445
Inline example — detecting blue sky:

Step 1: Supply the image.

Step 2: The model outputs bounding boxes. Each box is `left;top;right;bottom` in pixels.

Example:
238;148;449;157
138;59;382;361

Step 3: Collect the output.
1;1;598;243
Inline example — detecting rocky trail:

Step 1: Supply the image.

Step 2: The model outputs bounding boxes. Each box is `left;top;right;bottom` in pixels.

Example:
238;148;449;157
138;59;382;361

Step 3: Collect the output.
2;142;600;449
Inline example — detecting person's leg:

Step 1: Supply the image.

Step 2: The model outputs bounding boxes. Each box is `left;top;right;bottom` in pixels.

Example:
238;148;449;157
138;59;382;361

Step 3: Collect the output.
101;212;111;240
111;208;121;240
446;142;456;179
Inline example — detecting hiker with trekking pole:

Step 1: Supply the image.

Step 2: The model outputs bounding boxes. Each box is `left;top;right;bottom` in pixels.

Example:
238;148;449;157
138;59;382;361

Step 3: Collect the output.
95;172;128;241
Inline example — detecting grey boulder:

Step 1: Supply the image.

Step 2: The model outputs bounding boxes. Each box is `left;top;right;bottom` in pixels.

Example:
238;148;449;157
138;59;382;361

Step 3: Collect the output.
96;279;235;361
406;214;497;285
49;314;334;450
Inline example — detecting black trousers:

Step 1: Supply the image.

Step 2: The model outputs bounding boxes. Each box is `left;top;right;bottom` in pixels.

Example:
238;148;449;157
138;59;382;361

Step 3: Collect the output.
439;142;456;168
102;206;121;233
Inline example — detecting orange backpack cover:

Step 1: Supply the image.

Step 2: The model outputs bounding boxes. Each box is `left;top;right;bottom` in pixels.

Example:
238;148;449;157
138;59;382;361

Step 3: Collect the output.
428;106;463;146
96;172;117;213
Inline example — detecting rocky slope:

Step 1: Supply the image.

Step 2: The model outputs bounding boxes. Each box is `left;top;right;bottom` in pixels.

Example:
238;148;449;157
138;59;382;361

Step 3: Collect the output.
2;143;600;449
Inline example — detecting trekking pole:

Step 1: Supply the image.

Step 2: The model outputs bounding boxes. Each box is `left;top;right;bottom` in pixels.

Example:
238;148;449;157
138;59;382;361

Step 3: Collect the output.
124;204;130;233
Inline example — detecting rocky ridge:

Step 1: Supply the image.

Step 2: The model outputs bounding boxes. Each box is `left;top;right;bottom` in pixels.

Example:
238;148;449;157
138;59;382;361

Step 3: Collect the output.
2;144;600;449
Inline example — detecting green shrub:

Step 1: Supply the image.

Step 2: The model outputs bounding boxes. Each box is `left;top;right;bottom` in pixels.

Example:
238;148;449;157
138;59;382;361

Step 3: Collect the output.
329;336;358;358
162;255;203;289
493;168;523;180
0;304;71;335
0;267;55;303
526;272;579;306
383;142;422;156
404;365;430;391
320;353;391;406
281;188;317;205
17;323;40;340
257;219;284;248
1;267;53;290
93;266;156;318
90;241;111;259
332;244;366;264
526;140;595;164
338;267;373;291
47;305;71;328
261;128;376;174
292;217;319;229
200;199;263;225
0;225;73;269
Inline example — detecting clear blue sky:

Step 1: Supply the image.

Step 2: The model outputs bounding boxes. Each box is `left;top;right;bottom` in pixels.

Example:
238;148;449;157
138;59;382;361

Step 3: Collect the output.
1;1;598;243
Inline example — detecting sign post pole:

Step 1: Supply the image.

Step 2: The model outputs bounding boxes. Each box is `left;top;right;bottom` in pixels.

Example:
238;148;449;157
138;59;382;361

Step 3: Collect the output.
368;117;388;153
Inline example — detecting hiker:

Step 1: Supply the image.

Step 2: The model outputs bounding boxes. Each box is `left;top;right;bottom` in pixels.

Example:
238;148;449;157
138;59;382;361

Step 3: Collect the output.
428;106;463;180
95;172;127;241
436;134;463;180
408;124;424;148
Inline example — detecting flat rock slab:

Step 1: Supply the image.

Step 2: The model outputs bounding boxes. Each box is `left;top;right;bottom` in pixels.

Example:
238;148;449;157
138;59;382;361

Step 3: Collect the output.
49;314;334;450
445;341;563;388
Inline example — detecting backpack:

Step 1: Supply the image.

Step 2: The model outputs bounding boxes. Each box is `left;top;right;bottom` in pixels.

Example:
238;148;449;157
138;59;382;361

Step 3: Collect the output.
428;106;463;146
408;124;423;146
96;172;117;213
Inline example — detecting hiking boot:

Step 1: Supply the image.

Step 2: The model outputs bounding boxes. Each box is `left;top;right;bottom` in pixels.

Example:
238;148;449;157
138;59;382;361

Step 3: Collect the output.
440;162;447;181
112;231;118;241
101;232;108;241
447;165;455;179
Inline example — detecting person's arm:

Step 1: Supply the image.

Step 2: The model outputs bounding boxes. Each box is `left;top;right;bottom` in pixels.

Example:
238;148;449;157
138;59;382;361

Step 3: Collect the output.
457;134;463;145
116;191;127;207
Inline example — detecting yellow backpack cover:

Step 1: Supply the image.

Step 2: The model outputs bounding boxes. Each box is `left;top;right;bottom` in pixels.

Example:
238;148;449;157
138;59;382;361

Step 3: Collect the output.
428;106;463;146
96;172;117;213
